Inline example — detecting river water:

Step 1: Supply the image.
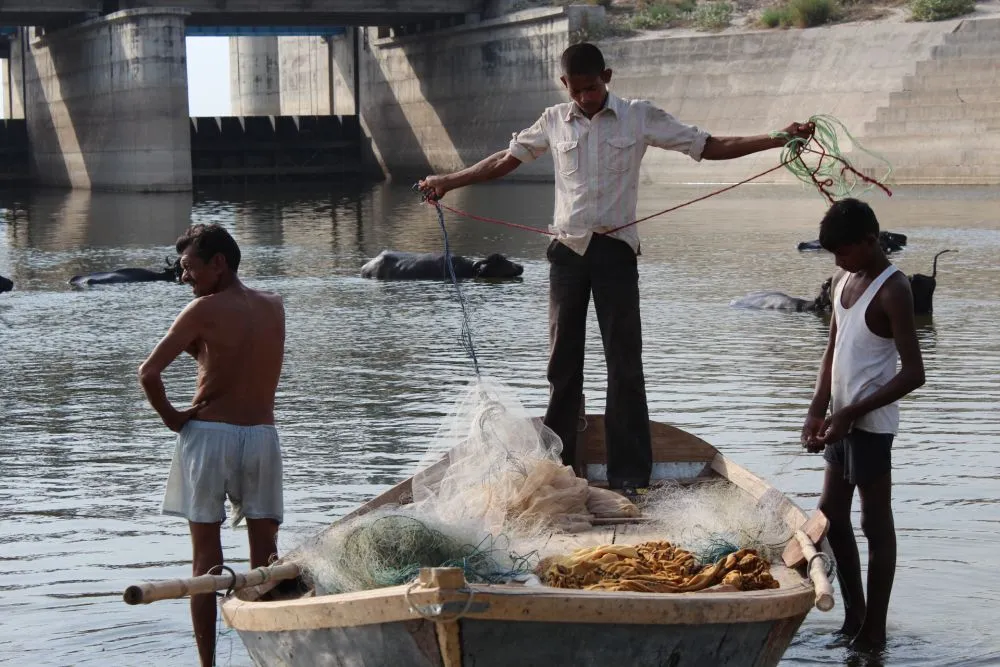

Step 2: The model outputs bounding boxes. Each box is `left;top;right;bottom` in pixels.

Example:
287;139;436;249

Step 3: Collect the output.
0;181;997;667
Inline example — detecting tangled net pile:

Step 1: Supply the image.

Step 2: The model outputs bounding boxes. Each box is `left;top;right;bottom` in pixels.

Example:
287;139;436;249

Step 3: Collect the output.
642;480;792;565
290;381;801;595
773;114;893;204
409;377;638;536
538;542;778;593
292;378;639;594
295;511;537;595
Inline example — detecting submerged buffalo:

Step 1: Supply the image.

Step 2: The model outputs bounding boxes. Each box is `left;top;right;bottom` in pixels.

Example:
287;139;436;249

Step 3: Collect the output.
798;231;908;255
732;249;952;316
69;258;181;287
361;250;524;281
0;274;12;294
729;278;832;313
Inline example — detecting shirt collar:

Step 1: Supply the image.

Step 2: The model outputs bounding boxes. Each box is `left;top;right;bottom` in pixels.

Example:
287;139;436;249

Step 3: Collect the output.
565;91;622;122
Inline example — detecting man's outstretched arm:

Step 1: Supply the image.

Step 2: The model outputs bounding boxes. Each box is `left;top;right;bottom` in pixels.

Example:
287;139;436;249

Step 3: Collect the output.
701;121;815;160
419;150;522;199
419;114;549;199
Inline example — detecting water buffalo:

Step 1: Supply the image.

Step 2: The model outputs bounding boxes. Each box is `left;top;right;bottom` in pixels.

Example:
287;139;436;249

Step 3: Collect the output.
817;249;952;316
0;274;12;294
69;258;181;287
797;231;908;255
733;250;952;317
360;250;524;281
729;277;832;313
909;249;952;316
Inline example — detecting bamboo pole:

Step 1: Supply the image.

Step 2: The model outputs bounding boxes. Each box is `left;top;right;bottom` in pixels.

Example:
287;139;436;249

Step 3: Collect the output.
123;563;301;605
794;529;834;612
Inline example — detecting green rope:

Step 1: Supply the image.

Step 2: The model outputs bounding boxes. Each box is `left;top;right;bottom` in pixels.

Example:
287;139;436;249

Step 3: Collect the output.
770;114;894;203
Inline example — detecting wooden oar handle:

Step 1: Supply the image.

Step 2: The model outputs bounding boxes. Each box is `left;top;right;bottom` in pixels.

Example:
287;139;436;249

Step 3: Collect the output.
794;530;834;612
123;563;300;605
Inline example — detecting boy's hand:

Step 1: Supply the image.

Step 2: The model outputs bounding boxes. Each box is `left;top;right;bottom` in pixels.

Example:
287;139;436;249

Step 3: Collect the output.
801;414;826;453
816;409;853;446
418;175;450;201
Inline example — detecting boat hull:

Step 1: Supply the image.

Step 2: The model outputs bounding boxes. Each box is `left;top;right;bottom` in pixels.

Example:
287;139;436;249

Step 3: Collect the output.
235;615;806;667
222;417;830;667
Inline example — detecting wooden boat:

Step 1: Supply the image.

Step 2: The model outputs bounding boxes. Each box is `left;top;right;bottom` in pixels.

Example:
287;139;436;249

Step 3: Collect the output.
220;416;832;667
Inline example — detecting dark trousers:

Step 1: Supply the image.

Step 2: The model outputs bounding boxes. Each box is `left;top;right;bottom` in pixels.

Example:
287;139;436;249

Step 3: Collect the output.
542;234;653;488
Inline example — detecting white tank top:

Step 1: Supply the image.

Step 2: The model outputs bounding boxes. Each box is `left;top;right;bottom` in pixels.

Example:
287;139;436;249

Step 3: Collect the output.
831;265;900;434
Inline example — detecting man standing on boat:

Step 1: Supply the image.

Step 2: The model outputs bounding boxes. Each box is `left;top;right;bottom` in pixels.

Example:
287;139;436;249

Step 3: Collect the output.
419;42;813;498
802;198;925;651
139;223;286;667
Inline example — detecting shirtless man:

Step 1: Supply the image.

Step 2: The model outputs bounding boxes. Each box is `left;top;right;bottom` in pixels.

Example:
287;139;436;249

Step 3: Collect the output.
138;223;286;667
801;199;925;652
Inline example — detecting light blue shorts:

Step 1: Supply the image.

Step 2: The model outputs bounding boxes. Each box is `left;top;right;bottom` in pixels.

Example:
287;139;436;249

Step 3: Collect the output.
161;420;284;526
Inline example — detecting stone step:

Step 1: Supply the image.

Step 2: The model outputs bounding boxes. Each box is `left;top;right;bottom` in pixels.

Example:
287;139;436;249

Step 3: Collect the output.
875;102;1000;122
863;118;1000;136
950;16;1000;32
852;138;1000;158
889;86;1000;106
915;57;1000;76
945;18;1000;40
902;71;1000;89
941;30;1000;46
932;42;1000;59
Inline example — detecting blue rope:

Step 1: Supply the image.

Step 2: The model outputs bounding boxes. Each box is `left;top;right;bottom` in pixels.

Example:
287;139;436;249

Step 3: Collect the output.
418;186;481;376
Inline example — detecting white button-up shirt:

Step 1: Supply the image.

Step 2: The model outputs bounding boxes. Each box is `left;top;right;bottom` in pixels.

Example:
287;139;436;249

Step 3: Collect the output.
508;92;710;255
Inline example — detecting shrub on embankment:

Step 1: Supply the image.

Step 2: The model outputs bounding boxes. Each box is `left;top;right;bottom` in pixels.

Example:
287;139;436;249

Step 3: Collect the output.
754;0;973;28
693;2;735;29
625;0;735;31
908;0;975;20
564;0;736;38
759;0;835;27
557;0;976;41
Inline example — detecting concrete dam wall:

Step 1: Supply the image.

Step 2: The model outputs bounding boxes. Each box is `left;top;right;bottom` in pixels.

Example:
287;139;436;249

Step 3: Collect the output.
342;6;1000;185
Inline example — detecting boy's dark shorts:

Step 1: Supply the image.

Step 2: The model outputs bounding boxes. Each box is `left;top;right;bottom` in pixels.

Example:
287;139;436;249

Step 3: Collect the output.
823;428;894;486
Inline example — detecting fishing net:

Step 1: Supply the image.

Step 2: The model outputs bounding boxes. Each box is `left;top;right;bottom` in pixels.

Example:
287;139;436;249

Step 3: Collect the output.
294;509;537;595
538;541;779;593
772;114;894;204
410;377;638;536
291;378;639;594
641;480;792;565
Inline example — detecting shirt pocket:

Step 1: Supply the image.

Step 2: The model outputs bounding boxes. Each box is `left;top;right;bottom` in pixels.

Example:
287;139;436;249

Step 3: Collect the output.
605;136;637;173
555;140;579;176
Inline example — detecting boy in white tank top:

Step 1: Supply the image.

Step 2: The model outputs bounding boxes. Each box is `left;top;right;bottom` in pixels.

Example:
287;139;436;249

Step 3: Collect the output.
801;199;926;653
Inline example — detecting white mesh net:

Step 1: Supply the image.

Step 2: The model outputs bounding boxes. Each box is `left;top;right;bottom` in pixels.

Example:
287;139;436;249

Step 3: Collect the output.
410;377;635;535
642;480;793;564
290;377;640;594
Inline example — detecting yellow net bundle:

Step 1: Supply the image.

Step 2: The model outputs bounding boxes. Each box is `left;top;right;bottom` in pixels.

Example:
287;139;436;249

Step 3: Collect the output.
538;541;779;594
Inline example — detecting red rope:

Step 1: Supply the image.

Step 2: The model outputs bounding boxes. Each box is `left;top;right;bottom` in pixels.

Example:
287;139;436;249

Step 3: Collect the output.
423;137;891;235
433;201;556;236
603;158;792;234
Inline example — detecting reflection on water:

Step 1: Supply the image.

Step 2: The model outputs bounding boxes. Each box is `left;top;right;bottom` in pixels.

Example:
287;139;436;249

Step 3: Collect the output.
1;182;998;666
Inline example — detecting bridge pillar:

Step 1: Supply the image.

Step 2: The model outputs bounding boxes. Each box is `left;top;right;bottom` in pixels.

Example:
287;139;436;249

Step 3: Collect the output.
229;36;332;116
4;36;26;120
229;36;281;116
19;9;191;191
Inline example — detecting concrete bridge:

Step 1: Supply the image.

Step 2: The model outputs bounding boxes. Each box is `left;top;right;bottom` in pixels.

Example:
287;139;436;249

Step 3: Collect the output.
0;2;481;192
0;1;478;28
